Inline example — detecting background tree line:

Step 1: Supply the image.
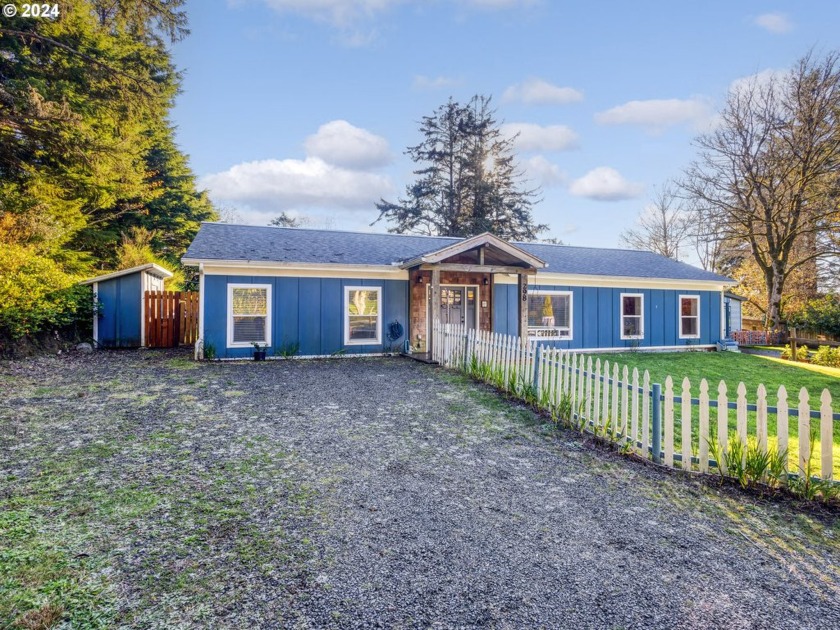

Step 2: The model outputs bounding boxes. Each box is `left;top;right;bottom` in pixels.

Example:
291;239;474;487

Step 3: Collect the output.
0;0;215;343
621;51;840;332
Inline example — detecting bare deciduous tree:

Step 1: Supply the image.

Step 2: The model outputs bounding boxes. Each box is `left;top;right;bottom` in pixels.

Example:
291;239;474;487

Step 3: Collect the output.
682;51;840;330
619;183;689;260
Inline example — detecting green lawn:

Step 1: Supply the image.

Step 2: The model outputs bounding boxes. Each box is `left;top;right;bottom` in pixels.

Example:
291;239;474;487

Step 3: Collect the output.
585;351;840;478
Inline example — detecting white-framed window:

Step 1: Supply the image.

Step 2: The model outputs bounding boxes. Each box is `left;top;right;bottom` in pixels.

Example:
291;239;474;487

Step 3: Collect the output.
227;284;272;348
679;295;701;339
620;293;644;340
527;290;573;340
344;286;382;345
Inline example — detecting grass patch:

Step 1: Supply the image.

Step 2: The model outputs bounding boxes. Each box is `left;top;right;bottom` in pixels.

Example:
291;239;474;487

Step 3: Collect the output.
753;354;840;379
588;351;840;477
0;505;114;628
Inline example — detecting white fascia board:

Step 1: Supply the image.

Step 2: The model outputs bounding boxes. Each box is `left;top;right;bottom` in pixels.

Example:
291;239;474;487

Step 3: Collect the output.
80;263;173;285
529;271;735;291
182;259;400;272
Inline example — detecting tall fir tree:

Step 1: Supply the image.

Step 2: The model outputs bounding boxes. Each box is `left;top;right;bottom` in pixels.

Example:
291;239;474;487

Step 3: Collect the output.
0;0;214;339
374;95;545;241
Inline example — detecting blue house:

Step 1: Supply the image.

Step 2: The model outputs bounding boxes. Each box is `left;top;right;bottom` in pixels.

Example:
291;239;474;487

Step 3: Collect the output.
182;223;735;359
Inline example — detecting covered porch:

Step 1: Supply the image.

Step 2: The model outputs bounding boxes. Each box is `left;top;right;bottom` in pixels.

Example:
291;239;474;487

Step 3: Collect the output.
401;233;547;360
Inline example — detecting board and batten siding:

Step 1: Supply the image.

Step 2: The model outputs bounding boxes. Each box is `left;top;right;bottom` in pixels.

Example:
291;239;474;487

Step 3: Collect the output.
202;275;409;358
493;283;722;349
96;273;143;348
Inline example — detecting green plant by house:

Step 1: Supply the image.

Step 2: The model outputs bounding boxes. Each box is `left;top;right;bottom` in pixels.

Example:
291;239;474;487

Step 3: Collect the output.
203;341;216;360
780;344;809;362
274;342;301;358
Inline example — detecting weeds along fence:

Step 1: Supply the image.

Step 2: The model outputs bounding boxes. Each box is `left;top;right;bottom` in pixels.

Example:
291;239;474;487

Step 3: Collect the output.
433;321;840;489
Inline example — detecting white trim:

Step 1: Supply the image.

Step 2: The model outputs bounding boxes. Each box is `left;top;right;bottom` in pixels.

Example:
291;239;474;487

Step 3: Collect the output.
80;263;173;285
183;259;402;273
399;232;547;269
186;262;732;289
200;264;408;280
92;282;99;344
211;352;395;361
198;264;205;343
496;271;734;290
574;344;716;354
720;290;726;339
619;292;645;340
527;290;573;341
226;283;272;348
344;285;382;346
678;294;701;340
140;272;147;347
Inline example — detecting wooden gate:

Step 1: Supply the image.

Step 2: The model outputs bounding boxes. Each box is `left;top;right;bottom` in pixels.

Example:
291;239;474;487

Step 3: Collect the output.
144;291;199;348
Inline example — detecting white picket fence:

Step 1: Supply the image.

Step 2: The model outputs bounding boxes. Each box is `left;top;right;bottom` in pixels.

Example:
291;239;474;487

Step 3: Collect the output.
432;321;839;483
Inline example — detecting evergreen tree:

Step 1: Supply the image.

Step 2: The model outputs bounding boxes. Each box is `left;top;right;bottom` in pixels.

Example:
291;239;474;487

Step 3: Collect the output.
374;95;545;240
0;1;212;339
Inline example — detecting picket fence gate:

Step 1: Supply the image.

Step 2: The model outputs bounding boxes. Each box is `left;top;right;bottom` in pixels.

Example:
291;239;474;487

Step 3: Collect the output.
432;321;840;483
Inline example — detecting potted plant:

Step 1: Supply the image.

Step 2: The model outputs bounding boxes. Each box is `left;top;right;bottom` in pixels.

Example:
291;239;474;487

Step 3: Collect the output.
252;342;267;361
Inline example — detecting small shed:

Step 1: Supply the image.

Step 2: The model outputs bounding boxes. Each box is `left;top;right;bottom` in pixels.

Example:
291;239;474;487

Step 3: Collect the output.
724;291;746;337
81;264;173;348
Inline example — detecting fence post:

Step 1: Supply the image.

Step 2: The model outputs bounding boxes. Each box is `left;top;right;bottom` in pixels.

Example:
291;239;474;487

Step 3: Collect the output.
651;382;662;464
532;344;542;396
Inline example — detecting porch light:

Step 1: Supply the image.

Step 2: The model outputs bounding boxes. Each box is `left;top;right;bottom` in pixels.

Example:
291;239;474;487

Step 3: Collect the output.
417;276;424;284
483;277;489;286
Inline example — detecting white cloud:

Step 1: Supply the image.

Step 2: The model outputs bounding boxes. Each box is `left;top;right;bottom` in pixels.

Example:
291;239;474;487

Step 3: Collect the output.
568;167;643;201
251;0;535;27
729;68;787;96
594;98;712;132
502;78;584;105
412;75;461;91
523;156;566;187
303;120;392;169
502;122;579;152
254;0;400;26
754;12;793;34
465;0;537;9
200;157;393;217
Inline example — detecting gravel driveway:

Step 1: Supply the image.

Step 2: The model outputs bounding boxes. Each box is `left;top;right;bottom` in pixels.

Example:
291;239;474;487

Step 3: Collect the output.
2;350;840;628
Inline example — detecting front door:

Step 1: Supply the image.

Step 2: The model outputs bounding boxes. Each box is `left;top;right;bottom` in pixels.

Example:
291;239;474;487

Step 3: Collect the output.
435;286;477;330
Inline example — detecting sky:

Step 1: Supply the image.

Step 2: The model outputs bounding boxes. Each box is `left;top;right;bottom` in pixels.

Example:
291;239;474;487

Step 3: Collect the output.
170;0;840;257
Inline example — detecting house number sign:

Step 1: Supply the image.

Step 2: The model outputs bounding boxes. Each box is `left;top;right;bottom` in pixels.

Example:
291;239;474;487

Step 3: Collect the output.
520;283;528;302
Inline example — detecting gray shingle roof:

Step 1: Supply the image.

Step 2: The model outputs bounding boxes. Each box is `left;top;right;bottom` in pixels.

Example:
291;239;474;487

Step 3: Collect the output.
184;223;732;283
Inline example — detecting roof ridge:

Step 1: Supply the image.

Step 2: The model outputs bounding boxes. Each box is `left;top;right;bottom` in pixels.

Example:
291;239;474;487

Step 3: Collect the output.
201;222;463;241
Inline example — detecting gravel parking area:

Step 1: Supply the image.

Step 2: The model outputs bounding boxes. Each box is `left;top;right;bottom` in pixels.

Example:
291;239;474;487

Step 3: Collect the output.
2;350;840;628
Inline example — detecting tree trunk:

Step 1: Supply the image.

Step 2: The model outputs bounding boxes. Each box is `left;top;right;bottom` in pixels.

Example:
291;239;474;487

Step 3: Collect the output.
765;263;786;331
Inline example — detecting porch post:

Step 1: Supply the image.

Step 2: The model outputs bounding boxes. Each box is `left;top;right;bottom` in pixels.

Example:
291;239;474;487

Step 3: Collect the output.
518;272;528;343
431;267;441;355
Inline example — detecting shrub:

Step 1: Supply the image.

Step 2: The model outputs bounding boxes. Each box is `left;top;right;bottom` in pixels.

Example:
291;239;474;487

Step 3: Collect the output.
812;345;840;368
0;245;93;340
780;344;809;362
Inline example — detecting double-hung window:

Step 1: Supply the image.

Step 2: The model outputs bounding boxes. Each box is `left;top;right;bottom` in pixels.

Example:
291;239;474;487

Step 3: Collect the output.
527;291;573;340
227;284;272;347
620;293;644;340
679;295;700;339
344;286;381;345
